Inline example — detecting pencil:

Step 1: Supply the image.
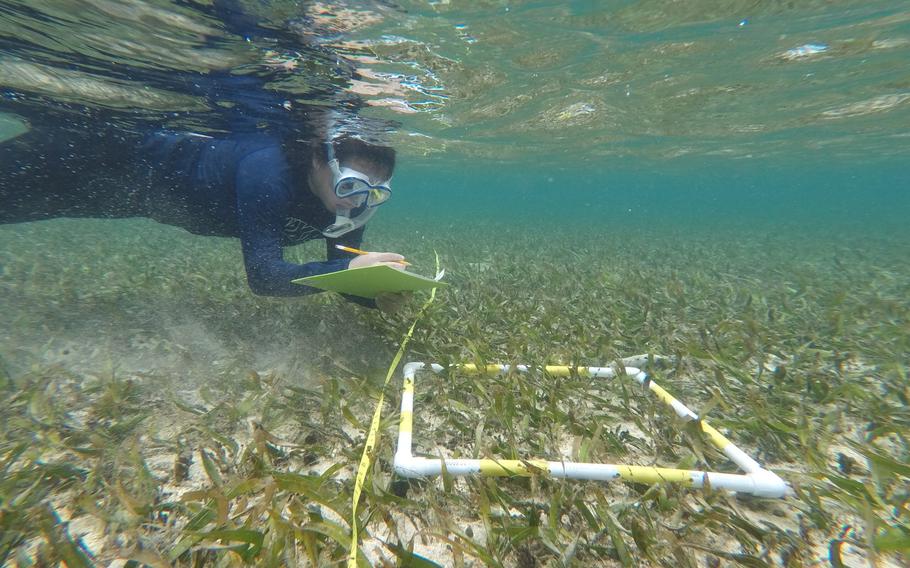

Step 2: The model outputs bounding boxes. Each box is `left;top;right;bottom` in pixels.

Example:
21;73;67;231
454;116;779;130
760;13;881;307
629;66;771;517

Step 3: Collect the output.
335;244;411;266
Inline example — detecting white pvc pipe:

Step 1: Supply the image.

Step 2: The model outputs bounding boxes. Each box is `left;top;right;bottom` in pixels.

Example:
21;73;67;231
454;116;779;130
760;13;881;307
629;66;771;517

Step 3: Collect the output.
393;362;790;498
393;455;788;498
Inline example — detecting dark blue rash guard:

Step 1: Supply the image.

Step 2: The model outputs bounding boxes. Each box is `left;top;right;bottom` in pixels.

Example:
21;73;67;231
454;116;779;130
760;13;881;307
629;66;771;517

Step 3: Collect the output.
0;124;369;301
0;0;381;302
139;130;365;297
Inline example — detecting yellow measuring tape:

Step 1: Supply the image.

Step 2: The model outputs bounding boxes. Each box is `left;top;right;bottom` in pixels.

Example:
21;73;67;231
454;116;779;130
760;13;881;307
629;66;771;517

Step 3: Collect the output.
347;257;440;568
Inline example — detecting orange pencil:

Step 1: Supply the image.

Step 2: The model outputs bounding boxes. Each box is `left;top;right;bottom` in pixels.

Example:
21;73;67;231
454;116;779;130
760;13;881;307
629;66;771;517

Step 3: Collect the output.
335;244;411;266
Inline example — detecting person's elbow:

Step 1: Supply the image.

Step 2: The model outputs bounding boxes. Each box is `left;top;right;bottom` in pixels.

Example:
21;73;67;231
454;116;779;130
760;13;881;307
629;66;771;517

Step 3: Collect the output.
246;273;279;296
245;267;300;297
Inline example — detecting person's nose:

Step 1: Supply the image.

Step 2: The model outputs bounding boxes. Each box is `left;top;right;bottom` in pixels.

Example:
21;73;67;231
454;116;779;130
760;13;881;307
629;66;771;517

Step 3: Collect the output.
336;196;357;208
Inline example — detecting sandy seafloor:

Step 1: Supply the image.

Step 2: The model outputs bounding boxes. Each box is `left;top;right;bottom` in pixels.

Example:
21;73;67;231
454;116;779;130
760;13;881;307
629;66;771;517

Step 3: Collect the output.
1;215;907;567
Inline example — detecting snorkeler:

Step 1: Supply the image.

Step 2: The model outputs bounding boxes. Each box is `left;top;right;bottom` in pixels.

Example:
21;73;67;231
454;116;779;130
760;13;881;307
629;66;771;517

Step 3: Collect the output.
0;115;407;307
0;0;409;310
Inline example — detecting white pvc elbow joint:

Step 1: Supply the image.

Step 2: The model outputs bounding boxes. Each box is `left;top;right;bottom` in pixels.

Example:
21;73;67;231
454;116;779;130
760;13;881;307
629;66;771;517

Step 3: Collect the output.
748;469;791;498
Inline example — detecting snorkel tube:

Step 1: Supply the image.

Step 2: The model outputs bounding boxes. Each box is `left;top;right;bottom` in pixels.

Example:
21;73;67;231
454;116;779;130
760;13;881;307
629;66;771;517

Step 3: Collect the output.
322;207;377;238
323;212;355;238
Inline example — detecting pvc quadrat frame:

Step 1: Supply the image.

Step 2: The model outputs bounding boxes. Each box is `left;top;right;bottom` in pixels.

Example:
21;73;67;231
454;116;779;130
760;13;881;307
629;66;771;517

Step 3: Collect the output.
393;362;789;498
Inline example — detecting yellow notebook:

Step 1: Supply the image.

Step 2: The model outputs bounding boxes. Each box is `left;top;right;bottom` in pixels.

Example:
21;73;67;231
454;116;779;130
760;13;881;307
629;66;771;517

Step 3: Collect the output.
293;265;448;299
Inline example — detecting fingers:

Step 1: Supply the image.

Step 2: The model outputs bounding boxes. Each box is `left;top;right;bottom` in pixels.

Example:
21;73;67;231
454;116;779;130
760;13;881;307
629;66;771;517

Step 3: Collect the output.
369;252;405;263
379;260;407;271
349;251;407;270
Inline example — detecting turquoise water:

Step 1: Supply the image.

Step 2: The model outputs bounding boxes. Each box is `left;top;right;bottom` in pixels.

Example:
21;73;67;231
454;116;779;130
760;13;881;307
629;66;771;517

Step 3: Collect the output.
8;1;907;226
392;158;910;228
2;0;908;228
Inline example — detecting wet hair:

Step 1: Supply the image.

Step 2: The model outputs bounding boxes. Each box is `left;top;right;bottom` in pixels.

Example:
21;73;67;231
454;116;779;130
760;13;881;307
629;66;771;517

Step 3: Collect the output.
326;136;396;181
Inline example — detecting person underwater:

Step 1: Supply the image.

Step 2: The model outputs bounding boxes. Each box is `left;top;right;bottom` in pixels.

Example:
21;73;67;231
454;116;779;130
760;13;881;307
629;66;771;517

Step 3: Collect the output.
0;0;412;311
0;114;409;311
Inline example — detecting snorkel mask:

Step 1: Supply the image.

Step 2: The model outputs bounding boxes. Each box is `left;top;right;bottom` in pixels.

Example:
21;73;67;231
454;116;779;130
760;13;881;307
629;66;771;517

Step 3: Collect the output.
322;141;393;238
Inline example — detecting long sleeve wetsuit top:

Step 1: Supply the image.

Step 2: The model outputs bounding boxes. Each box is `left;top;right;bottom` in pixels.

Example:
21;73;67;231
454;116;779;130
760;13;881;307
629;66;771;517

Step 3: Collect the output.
0;0;376;301
0;123;366;299
139;130;364;297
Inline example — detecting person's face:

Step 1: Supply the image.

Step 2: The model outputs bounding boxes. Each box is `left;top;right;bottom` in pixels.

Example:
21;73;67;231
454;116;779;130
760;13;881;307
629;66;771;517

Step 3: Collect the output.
309;155;388;213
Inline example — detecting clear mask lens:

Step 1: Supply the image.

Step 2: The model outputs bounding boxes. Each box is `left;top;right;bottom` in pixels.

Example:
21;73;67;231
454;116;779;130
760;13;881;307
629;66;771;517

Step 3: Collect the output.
335;177;390;206
368;188;391;205
336;177;369;197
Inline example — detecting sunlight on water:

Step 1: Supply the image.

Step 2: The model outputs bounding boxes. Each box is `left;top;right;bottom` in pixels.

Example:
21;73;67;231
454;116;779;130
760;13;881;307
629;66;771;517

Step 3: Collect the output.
0;112;26;141
1;0;908;165
344;1;910;165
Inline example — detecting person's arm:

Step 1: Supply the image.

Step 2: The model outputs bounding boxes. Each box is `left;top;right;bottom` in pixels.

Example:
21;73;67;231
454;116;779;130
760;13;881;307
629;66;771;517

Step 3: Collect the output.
327;234;418;312
324;227;379;308
235;146;353;297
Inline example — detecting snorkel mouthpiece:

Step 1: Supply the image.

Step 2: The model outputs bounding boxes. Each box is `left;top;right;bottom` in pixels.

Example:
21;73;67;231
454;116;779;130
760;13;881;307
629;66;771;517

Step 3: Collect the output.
322;210;356;238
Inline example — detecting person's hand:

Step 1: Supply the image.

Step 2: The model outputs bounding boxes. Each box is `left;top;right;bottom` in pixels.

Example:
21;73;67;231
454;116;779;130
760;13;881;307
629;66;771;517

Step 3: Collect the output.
376;292;412;314
348;251;407;271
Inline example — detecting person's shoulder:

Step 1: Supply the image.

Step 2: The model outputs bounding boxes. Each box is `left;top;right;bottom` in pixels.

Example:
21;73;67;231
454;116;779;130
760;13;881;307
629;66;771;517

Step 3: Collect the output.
228;132;287;162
